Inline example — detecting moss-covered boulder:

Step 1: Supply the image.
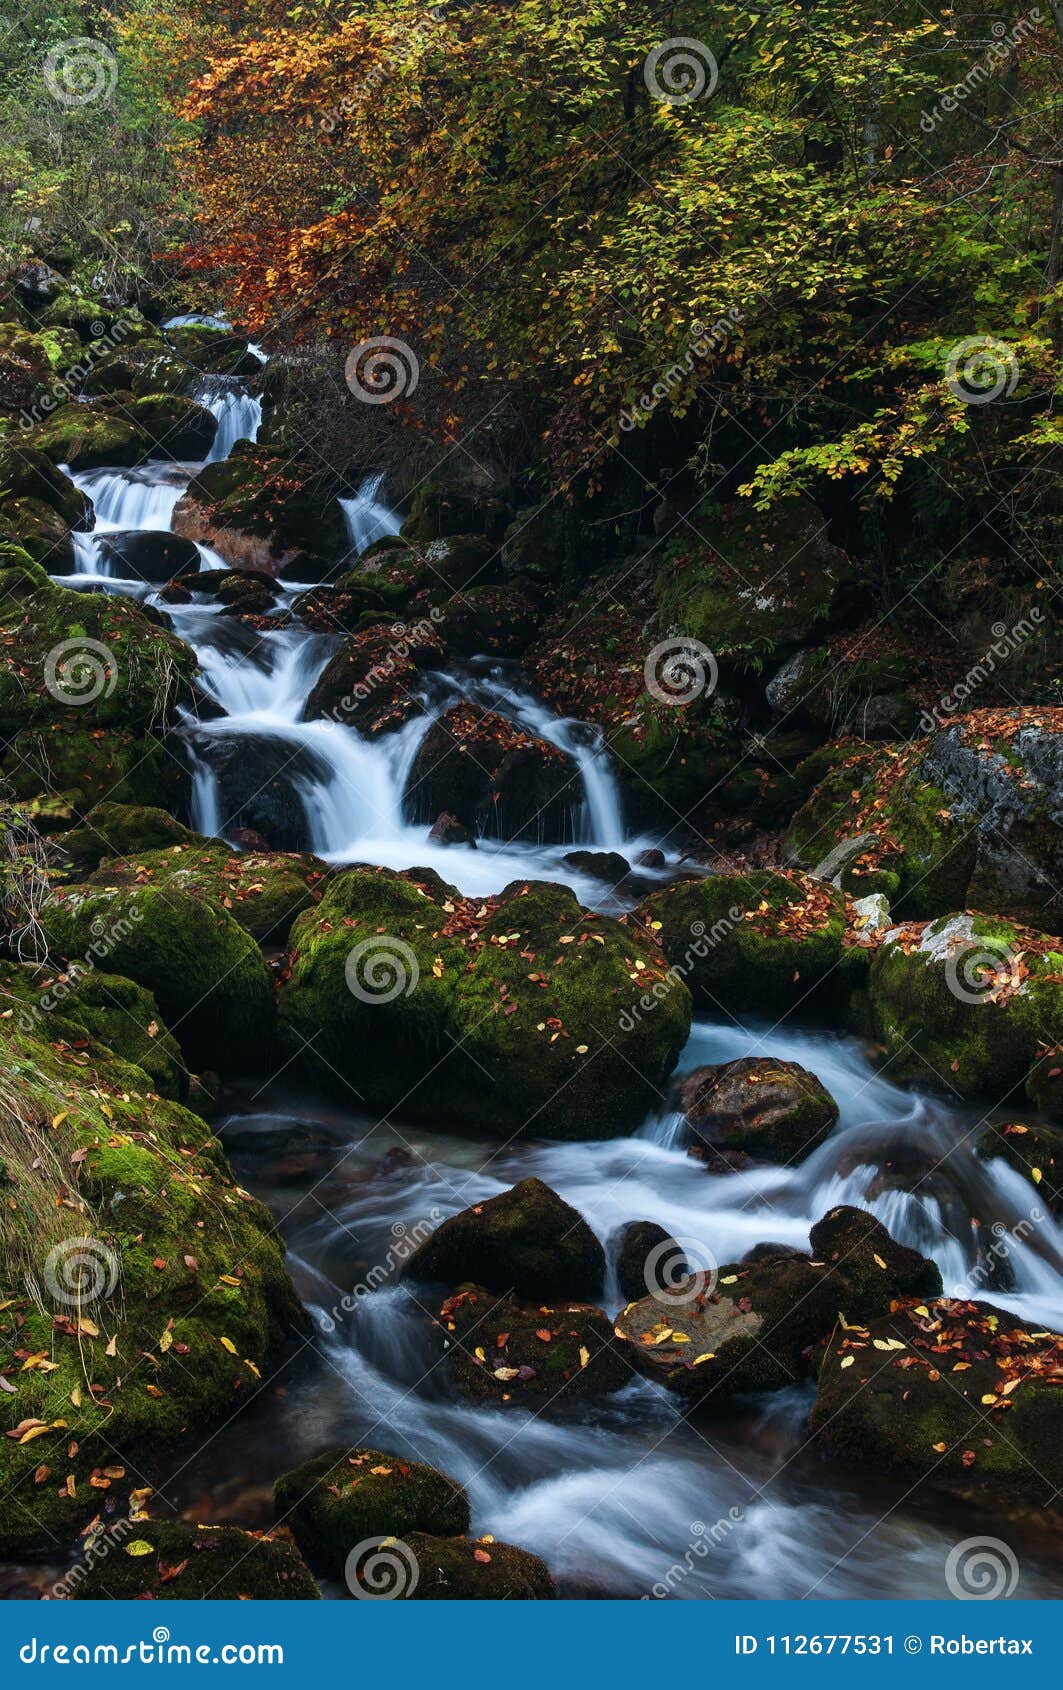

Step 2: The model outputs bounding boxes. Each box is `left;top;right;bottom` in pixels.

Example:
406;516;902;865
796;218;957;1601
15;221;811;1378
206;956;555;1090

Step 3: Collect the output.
279;869;691;1139
676;1057;839;1163
68;1522;318;1599
405;1178;605;1300
41;880;274;1072
434;1285;632;1408
0;446;91;528
654;497;854;672
866;913;1063;1108
0;993;303;1558
0;322;56;411
163;324;261;377
0;497;75;572
30;403;153;470
303;622;445;735
614;1206;941;1403
0;563;196;810
275;1447;469;1579
127;393;219;461
57;803;201;871
403;704;576;842
399;1532;554;1599
637;871;847;1015
173;443;347;572
17;967;188;1100
78;839;327;946
811;1298;1063;1513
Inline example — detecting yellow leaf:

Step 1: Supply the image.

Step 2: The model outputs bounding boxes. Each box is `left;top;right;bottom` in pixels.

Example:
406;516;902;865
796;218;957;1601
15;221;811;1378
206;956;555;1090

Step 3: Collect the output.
692;1352;716;1365
77;1318;99;1338
840;1355;855;1369
219;1336;237;1354
243;1359;260;1378
105;1335;117;1358
51;1111;69;1129
158;1330;173;1353
873;1253;887;1269
578;1346;590;1368
125;1540;155;1557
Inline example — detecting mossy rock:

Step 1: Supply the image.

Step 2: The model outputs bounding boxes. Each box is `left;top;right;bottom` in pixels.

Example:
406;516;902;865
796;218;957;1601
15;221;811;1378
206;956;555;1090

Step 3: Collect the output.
37;290;151;344
0;984;304;1557
127;393;219;461
303;621;444;735
0;446;91;528
403;703;576;842
676;1056;839;1162
811;1298;1063;1513
163;324;261;376
173;443;347;570
58;803;201;871
654;497;854;672
441;583;539;657
68;1522;318;1599
397;1532;554;1599
30;403;152;470
435;1285;632;1408
400;481;499;544
866;913;1063;1109
637;871;846;1015
275;1447;469;1579
785;741;978;919
0;322;65;411
613;1222;684;1305
13;967;189;1101
615;1206;940;1404
405;1178;605;1300
79;840;328;946
0;573;196;810
0;496;75;572
279;869;691;1140
975;1120;1063;1215
41;881;274;1072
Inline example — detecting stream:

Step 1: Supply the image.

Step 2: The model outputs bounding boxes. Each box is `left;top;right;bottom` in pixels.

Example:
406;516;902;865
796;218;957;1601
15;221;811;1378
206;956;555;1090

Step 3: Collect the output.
32;331;1063;1600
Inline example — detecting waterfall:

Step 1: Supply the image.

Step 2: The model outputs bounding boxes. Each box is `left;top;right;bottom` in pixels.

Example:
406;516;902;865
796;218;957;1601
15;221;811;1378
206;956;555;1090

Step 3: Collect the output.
193;373;262;463
339;472;402;558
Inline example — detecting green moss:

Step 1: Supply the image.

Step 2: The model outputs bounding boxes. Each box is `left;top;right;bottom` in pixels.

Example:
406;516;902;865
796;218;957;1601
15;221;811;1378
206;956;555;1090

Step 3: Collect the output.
69;1522;318;1599
79;840;327;946
406;1177;605;1300
40;881;275;1072
279;868;691;1140
30;404;152;470
58;804;201;871
0;497;74;572
638;871;847;1014
275;1447;469;1579
435;1285;631;1409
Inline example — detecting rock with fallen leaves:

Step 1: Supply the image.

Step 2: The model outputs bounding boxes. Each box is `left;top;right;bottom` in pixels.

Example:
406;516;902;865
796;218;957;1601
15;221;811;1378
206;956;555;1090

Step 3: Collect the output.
303;621;445;735
677;1057;839;1164
396;1532;555;1599
433;1285;632;1408
637;870;847;1014
866;912;1063;1110
613;1222;686;1304
279;868;691;1139
976;1120;1063;1214
614;1206;940;1403
68;1521;319;1599
274;1447;469;1579
812;1298;1063;1512
405;1178;605;1301
403;703;576;844
0;969;304;1559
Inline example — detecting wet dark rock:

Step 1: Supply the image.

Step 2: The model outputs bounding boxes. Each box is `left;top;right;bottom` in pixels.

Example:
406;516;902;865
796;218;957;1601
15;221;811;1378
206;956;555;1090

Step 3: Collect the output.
275;1447;469;1581
677;1057;839;1164
231;825;273;853
434;1284;631;1409
96;528;201;582
634;847;667;870
406;1177;605;1301
614;1221;687;1304
405;703;576;843
304;622;444;735
427;810;473;846
563;849;630;885
399;1532;555;1600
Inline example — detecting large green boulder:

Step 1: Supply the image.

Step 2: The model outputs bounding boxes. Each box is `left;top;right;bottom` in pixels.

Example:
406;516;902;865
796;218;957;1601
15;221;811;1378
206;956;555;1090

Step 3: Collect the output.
866;912;1063;1109
811;1298;1063;1514
434;1285;632;1410
368;1532;554;1599
279;868;691;1139
30;402;153;470
0;563;196;810
127;392;218;460
275;1447;469;1580
41;880;274;1072
0;445;91;528
637;870;847;1014
57;802;201;871
405;1178;605;1300
676;1056;839;1163
173;442;346;573
69;1523;318;1600
0;496;75;572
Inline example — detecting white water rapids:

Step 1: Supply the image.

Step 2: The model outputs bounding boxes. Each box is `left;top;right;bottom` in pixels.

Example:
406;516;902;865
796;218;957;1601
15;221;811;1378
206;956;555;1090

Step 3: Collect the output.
46;345;1063;1600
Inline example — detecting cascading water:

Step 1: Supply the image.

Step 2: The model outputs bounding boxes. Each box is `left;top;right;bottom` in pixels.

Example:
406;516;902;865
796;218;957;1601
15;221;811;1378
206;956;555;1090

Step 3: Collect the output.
41;327;1063;1602
194;373;262;464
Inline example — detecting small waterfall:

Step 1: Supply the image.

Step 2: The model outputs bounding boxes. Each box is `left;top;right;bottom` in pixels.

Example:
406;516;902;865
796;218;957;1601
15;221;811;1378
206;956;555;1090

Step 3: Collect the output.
70;464;190;533
339;473;402;557
193;374;262;463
